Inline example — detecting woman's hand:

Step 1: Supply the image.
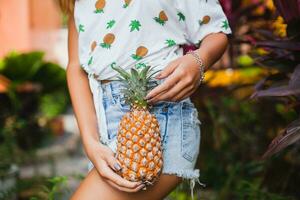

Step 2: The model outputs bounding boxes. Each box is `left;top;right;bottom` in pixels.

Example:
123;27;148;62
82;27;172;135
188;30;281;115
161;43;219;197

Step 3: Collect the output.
86;140;145;192
145;54;202;104
145;33;229;104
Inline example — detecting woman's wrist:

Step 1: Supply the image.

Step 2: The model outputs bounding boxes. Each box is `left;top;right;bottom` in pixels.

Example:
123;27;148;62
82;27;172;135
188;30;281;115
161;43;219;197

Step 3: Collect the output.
186;49;206;84
81;135;103;156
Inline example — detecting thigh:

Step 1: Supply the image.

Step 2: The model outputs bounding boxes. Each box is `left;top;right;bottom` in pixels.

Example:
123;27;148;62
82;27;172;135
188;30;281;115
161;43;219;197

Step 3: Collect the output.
70;168;182;200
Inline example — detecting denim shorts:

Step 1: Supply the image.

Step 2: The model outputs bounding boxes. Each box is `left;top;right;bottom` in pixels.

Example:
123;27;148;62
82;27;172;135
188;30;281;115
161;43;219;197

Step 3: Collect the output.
87;78;203;194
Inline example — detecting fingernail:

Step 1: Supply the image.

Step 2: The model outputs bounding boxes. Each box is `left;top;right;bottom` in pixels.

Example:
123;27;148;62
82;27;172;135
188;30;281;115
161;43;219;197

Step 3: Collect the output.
136;181;143;186
145;95;152;100
155;73;161;78
113;163;121;171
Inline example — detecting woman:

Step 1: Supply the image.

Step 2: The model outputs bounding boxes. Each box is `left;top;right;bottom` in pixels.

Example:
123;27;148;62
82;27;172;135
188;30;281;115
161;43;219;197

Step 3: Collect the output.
61;0;231;199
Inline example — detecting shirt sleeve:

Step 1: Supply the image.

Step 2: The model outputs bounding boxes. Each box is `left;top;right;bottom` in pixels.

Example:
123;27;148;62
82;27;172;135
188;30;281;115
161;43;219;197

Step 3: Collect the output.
176;0;232;45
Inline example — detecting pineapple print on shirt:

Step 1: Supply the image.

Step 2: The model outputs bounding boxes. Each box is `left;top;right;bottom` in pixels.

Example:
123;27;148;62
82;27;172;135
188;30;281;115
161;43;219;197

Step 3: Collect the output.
74;0;232;77
101;33;115;49
106;20;116;29
199;15;211;25
129;20;141;32
135;63;147;69
177;12;185;21
165;39;176;47
131;46;148;61
88;56;93;66
78;24;85;32
222;20;230;30
154;11;168;25
123;0;131;8
90;41;97;53
94;0;106;13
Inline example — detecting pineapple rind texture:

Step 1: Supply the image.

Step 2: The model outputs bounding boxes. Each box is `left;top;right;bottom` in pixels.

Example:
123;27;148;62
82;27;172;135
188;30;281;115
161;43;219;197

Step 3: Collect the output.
111;65;163;185
116;109;163;185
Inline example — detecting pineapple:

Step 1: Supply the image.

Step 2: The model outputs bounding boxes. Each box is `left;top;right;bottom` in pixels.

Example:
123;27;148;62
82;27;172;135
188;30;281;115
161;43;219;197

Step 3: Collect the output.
111;64;163;186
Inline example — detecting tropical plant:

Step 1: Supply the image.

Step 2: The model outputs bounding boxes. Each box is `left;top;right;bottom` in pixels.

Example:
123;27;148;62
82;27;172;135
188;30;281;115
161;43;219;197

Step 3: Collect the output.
190;85;299;199
249;0;300;158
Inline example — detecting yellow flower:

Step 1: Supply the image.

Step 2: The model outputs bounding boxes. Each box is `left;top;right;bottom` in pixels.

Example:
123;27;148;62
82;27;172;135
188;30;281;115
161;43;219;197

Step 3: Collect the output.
242;0;275;15
265;0;275;12
204;68;265;88
272;16;287;38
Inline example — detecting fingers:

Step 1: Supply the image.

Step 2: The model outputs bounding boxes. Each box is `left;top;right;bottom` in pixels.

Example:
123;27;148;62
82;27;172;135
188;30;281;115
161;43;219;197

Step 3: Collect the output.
147;80;190;103
106;154;122;172
172;88;195;102
146;73;180;100
147;69;199;103
155;59;179;79
106;179;146;193
98;161;141;189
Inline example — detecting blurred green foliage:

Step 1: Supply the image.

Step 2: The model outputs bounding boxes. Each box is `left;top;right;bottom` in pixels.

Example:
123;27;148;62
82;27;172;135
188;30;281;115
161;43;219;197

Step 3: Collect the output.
0;51;70;167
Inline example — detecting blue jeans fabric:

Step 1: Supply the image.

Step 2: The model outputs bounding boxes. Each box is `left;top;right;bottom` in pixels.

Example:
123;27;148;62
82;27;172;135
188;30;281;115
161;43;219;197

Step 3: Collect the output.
87;78;203;195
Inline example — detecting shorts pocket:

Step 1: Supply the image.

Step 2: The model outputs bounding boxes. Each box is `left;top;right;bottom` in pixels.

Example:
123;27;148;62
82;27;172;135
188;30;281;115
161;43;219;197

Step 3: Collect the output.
181;101;201;162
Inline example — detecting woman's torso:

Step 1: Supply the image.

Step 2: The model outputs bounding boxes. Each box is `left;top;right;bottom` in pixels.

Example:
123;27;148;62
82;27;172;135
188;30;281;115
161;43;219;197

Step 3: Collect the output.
74;0;190;79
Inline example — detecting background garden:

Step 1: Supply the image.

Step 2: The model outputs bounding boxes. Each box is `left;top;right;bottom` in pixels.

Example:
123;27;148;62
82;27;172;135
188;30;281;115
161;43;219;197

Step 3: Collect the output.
0;0;299;199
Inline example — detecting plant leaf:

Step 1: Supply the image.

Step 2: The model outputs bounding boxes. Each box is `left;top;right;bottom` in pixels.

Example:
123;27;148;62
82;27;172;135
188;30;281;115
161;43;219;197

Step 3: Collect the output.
130;68;139;84
146;70;162;81
262;118;300;158
111;64;130;80
251;65;300;98
251;85;300;98
140;65;150;79
273;0;300;23
289;64;300;89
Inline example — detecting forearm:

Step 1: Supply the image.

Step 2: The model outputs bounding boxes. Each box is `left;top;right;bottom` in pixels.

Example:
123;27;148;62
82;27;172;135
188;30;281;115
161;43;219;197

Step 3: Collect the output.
195;33;229;70
66;66;100;151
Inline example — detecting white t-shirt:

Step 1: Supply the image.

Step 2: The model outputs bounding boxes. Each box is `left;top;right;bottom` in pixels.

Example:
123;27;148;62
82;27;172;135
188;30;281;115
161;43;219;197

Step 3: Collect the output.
74;0;231;79
73;0;231;145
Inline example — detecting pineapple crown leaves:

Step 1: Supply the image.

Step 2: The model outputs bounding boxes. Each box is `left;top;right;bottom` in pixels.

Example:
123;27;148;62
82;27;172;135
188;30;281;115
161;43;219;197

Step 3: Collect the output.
111;64;161;108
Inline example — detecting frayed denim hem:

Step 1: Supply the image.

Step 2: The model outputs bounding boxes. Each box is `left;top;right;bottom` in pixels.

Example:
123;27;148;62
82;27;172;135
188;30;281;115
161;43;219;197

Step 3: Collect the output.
163;168;199;179
162;169;206;200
